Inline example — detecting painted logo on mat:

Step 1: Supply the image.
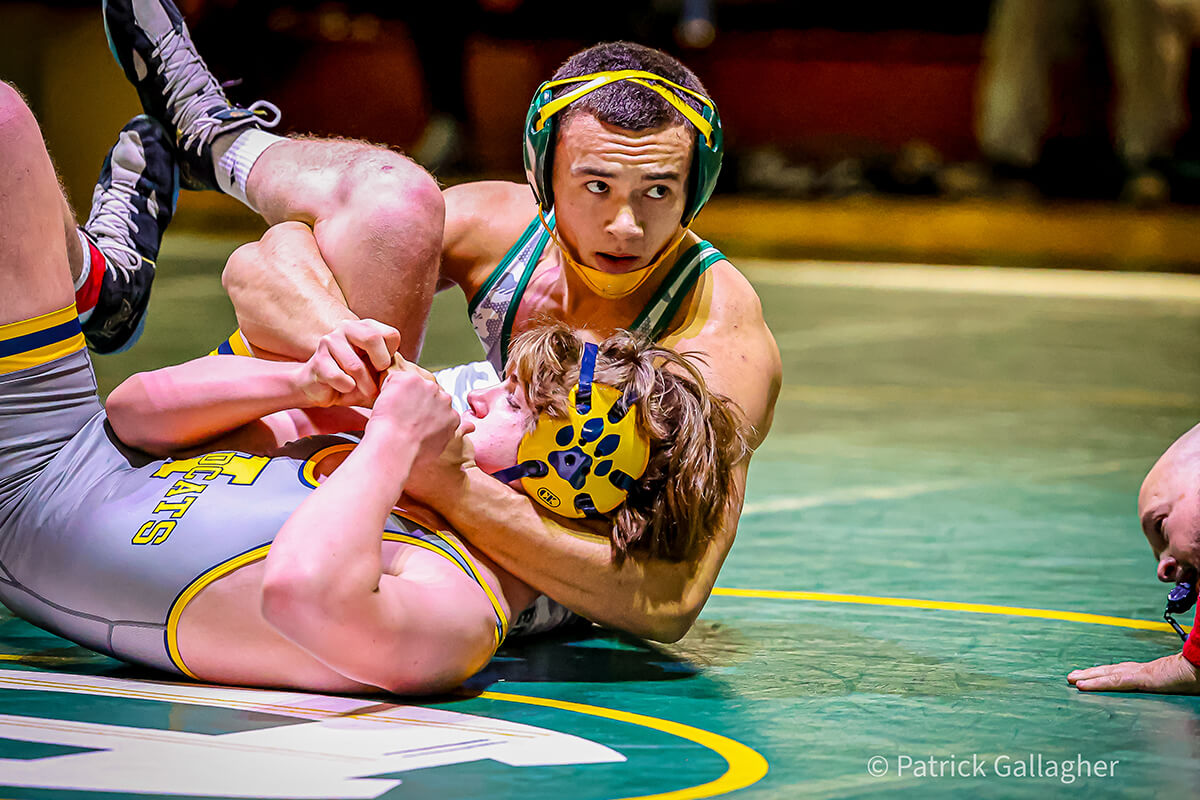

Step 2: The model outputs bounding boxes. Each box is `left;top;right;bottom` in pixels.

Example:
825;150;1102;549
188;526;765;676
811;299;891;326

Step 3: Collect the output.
0;669;622;797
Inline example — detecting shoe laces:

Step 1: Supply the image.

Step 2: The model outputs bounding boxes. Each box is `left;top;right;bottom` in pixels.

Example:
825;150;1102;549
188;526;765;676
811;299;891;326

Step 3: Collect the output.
153;27;280;154
85;183;142;278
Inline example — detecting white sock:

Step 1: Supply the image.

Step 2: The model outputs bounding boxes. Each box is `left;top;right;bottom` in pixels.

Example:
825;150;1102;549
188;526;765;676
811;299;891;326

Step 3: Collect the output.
213;128;285;211
73;228;93;292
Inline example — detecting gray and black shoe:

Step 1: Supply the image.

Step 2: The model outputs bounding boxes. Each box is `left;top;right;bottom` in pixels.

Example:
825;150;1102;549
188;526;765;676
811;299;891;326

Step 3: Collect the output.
80;115;179;354
102;0;279;192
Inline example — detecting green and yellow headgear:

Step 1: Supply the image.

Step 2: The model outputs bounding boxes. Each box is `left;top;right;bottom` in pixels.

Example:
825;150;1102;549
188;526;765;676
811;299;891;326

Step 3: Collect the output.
491;342;650;518
522;69;724;226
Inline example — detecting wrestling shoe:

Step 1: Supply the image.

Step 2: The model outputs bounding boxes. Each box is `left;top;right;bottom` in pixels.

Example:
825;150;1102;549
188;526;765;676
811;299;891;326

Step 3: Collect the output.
507;596;590;638
102;0;280;191
78;115;179;354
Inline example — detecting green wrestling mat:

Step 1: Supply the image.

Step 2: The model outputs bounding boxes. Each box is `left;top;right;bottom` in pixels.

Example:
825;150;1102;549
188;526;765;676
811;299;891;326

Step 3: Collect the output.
1;236;1198;798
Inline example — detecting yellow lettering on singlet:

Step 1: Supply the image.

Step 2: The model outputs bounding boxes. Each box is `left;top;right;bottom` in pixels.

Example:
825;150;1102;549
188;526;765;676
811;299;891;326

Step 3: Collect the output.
134;454;269;547
164;479;208;498
151;452;269;486
132;520;177;546
153;495;197;519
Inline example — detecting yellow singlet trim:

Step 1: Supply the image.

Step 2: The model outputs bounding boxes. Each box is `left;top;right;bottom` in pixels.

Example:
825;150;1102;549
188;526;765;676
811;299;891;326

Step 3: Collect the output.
0;305;86;376
166;544;272;679
0;304;79;337
166;530;511;677
298;442;357;488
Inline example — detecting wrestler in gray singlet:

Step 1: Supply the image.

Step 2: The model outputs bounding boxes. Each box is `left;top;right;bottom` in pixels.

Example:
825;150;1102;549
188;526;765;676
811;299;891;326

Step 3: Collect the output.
0;312;504;677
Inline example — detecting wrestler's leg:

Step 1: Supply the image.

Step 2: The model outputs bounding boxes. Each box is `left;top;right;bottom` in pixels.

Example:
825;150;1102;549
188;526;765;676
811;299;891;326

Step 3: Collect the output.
0;81;75;325
74;116;179;354
63;200;85;286
104;0;443;359
0;82;102;509
1096;0;1187;167
245;138;444;359
0;86;177;348
976;0;1081;168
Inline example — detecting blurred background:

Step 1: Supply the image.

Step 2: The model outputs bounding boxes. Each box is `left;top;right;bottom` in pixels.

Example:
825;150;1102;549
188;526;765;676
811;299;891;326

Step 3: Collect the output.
5;8;1200;795
3;0;1200;271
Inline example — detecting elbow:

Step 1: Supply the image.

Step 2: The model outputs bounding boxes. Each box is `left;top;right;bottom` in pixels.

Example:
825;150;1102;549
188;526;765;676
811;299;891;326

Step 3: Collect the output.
260;572;297;631
260;564;328;636
623;597;700;643
630;571;708;643
639;587;707;643
105;374;168;454
375;658;485;697
641;609;697;644
376;602;498;695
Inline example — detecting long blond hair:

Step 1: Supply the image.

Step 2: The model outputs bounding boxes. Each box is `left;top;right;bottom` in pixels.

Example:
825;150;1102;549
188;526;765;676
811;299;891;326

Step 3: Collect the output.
507;324;750;563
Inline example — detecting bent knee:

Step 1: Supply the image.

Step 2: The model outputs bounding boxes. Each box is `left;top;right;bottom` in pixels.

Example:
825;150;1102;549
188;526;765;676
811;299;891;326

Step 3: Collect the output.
357;185;444;259
220;240;261;292
339;151;444;246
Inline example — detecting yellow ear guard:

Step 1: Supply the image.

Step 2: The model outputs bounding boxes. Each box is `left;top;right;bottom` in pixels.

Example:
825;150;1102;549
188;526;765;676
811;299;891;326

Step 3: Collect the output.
491;342;650;518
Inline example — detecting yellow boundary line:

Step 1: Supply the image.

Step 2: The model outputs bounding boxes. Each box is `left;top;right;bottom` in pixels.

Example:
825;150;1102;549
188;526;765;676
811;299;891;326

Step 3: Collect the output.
481;691;769;800
711;588;1192;634
10;586;1176;800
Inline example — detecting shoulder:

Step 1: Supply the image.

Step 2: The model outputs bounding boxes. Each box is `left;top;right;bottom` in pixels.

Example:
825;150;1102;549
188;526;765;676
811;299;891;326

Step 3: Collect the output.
707;257;767;321
662;256;781;448
444;180;536;225
665;251;770;341
442;181;540;292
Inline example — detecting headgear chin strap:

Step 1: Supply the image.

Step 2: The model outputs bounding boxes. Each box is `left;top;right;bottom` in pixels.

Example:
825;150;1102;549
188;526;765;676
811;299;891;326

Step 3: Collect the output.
491;342;650;518
535;208;689;300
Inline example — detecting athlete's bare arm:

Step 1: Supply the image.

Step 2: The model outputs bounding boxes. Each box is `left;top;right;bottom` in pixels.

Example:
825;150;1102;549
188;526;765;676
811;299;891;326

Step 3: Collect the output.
440;182;540;290
106;319;401;456
260;366;496;694
405;264;781;642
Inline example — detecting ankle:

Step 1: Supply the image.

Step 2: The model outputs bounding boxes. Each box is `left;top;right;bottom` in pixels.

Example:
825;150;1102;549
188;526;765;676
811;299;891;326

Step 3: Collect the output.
67;224;86;285
73;230;106;322
213;127;285;211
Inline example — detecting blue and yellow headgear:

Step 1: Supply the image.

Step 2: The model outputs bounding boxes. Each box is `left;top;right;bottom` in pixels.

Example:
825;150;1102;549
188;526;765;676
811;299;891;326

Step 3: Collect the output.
491;342;651;518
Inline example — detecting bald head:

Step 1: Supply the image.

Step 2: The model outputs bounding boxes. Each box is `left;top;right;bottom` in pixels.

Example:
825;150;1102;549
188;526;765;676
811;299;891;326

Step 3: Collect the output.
1139;423;1200;584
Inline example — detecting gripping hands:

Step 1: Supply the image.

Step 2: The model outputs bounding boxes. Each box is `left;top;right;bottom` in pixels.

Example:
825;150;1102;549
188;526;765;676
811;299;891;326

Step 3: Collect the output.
293;318;469;478
296;319;403;408
367;355;468;461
